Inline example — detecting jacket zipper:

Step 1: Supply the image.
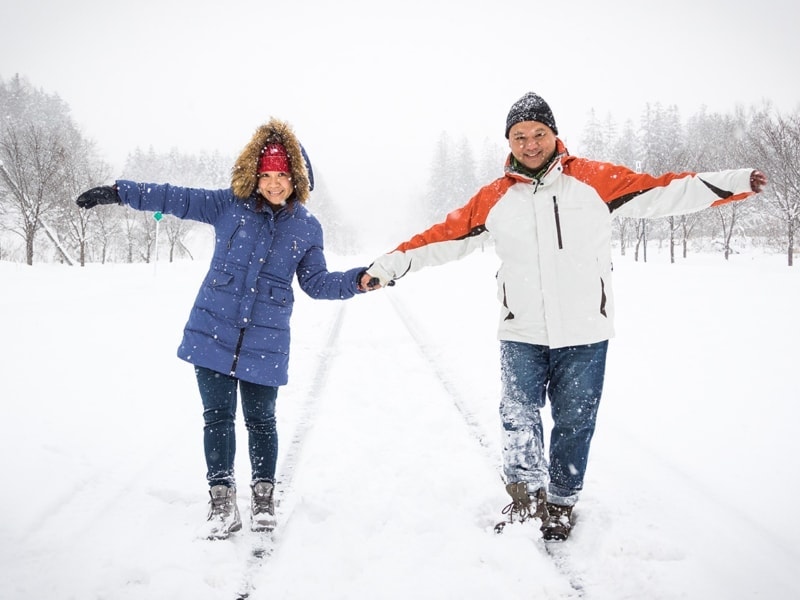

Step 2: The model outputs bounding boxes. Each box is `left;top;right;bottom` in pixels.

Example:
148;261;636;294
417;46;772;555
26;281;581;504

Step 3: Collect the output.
552;196;563;249
229;328;246;376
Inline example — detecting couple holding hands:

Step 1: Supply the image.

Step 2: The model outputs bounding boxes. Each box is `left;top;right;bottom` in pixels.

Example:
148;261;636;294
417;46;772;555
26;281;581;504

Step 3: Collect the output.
77;92;767;541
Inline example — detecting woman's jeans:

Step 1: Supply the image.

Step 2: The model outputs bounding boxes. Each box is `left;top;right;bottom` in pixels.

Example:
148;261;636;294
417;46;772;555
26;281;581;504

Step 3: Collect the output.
499;340;608;506
195;366;278;488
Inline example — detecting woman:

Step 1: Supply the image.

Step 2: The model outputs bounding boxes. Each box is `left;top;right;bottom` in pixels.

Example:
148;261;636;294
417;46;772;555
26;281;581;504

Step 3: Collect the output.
77;118;371;539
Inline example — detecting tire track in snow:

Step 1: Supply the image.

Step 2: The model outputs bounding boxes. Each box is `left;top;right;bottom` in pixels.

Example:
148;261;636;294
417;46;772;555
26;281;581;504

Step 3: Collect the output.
386;293;501;475
21;299;345;567
387;293;586;598
235;302;348;599
273;301;348;506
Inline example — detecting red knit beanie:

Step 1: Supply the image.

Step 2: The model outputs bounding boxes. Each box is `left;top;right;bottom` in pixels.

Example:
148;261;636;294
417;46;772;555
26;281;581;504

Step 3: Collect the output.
258;143;291;174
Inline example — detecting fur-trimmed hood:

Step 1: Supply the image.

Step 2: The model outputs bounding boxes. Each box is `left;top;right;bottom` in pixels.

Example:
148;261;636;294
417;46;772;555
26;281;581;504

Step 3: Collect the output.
231;117;313;203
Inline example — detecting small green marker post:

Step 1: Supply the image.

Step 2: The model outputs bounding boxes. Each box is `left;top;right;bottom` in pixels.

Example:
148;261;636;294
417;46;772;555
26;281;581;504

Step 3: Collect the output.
153;211;163;275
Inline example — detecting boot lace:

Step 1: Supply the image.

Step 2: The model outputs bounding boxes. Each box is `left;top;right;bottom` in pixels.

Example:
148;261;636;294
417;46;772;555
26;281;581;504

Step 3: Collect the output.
501;482;540;524
251;482;274;515
207;486;235;521
501;497;533;524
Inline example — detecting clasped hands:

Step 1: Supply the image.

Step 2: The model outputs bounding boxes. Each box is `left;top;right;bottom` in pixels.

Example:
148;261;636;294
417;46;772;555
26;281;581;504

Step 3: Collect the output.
357;272;393;293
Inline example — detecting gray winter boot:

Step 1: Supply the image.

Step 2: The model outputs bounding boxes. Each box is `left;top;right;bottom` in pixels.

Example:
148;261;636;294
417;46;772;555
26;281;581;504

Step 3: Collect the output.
541;502;574;541
494;483;549;533
205;484;242;540
250;481;276;532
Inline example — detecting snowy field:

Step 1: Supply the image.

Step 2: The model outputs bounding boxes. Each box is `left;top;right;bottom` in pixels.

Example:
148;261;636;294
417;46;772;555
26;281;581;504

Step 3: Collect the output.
1;246;798;599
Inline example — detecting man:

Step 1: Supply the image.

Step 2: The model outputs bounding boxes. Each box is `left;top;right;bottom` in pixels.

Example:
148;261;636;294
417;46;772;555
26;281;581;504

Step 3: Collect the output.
362;92;767;541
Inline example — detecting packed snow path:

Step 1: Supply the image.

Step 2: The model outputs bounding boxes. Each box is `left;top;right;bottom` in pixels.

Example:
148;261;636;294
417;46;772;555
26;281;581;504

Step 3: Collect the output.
255;297;581;599
2;253;799;599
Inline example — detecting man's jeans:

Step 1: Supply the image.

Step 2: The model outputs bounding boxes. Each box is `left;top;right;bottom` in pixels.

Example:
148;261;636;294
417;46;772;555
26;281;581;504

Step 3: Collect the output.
195;366;278;487
499;340;608;506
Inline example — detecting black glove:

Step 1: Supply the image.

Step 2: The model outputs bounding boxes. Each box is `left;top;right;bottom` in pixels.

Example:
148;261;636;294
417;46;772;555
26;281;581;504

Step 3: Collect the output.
76;185;121;209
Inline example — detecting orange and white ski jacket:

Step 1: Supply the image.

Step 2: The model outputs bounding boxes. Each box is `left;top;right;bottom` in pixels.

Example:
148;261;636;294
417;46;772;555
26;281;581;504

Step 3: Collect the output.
367;139;757;349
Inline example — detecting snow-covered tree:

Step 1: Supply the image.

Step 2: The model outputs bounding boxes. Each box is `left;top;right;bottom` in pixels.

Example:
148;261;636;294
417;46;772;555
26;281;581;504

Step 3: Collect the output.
0;75;101;265
113;147;233;263
748;105;800;266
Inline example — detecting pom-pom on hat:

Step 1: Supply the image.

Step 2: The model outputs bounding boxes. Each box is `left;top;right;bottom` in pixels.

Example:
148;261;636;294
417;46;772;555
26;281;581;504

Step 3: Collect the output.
258;143;291;174
505;92;558;138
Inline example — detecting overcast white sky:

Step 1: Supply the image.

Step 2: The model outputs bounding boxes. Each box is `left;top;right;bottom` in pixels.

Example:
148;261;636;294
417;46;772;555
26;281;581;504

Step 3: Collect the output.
3;0;798;236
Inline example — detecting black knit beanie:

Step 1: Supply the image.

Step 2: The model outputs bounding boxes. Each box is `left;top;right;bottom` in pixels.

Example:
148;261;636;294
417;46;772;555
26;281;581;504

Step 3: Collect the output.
505;92;558;138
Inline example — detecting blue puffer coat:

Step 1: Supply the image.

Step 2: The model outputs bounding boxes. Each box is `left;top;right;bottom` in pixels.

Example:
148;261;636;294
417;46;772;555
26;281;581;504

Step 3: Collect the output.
115;180;364;386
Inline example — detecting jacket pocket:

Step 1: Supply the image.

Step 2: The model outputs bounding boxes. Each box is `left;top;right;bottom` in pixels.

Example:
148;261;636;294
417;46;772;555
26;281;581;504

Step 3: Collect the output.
502;282;515;321
194;269;238;316
250;284;294;329
599;277;607;317
227;218;246;250
208;272;234;287
268;285;293;306
552;195;563;249
496;272;515;321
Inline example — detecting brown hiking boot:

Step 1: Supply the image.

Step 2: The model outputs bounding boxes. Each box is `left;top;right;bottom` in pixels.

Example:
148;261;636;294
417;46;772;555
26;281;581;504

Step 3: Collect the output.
204;484;242;540
250;481;276;532
494;483;549;533
541;502;574;541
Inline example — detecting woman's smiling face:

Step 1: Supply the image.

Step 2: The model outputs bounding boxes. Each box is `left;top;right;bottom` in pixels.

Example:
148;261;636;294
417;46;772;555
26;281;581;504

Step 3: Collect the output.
257;171;294;206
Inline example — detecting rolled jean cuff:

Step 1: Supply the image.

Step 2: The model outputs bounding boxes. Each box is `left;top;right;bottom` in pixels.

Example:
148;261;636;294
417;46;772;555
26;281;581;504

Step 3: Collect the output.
547;485;579;507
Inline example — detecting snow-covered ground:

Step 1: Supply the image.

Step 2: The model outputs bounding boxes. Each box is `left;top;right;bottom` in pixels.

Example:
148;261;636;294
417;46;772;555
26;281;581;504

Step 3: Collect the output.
2;246;798;599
